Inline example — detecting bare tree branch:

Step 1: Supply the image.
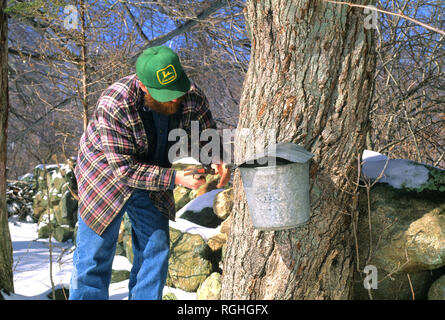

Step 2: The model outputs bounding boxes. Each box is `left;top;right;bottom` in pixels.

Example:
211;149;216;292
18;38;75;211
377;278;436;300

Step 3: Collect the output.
130;0;230;63
325;0;445;36
121;1;149;42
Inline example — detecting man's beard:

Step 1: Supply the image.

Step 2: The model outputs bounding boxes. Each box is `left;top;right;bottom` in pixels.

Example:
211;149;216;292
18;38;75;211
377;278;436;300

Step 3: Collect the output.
143;93;184;115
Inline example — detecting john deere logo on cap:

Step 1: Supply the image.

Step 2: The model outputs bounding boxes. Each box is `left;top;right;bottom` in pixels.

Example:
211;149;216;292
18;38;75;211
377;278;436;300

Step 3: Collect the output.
156;64;177;85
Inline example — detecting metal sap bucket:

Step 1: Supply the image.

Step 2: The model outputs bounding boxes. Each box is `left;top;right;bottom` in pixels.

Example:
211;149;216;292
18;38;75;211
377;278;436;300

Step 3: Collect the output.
239;142;314;231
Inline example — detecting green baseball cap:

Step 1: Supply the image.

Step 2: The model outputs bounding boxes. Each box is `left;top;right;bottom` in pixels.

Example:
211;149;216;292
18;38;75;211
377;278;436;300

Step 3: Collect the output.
136;46;191;102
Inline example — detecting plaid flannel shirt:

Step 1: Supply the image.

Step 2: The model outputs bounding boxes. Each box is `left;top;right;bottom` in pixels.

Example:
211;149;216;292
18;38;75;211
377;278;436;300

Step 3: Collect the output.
75;74;217;235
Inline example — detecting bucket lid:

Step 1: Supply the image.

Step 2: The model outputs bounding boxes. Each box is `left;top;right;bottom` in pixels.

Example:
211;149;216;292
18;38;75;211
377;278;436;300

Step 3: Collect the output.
239;142;314;166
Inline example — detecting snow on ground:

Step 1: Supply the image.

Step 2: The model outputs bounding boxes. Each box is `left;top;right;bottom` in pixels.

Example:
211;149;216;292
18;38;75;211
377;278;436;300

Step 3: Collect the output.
3;216;74;300
361;150;435;189
170;218;221;242
177;189;223;216
2;188;223;300
171;189;224;241
9;151;437;300
172;157;202;165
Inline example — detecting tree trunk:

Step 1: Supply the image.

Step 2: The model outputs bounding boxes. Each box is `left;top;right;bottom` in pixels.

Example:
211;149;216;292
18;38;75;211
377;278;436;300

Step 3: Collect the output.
79;0;89;131
0;0;14;297
221;0;375;299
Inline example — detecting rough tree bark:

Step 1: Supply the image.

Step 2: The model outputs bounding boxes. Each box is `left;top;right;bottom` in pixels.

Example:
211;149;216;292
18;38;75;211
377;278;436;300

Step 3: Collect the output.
221;0;375;299
0;0;14;297
79;0;89;131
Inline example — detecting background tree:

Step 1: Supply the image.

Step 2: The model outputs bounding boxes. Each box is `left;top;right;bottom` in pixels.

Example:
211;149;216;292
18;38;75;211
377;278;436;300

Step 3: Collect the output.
221;0;376;299
5;0;247;178
0;0;14;297
368;0;444;167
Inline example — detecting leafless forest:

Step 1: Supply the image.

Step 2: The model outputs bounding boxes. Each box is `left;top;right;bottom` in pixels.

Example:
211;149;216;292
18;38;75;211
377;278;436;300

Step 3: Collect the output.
4;0;444;179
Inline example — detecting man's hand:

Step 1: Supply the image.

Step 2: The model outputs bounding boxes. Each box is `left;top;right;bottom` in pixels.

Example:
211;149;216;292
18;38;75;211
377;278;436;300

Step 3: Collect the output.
174;170;206;190
211;163;231;188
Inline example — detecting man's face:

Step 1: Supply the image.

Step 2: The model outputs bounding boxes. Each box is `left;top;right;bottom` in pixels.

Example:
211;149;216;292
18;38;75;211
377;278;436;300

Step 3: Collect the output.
139;81;184;115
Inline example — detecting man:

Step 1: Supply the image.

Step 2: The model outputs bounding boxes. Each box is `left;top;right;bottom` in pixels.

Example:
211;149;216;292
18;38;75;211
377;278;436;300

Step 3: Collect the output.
69;46;230;300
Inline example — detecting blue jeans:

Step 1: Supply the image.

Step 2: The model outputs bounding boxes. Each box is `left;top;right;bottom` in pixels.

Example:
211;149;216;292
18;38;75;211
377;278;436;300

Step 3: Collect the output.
69;189;170;300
